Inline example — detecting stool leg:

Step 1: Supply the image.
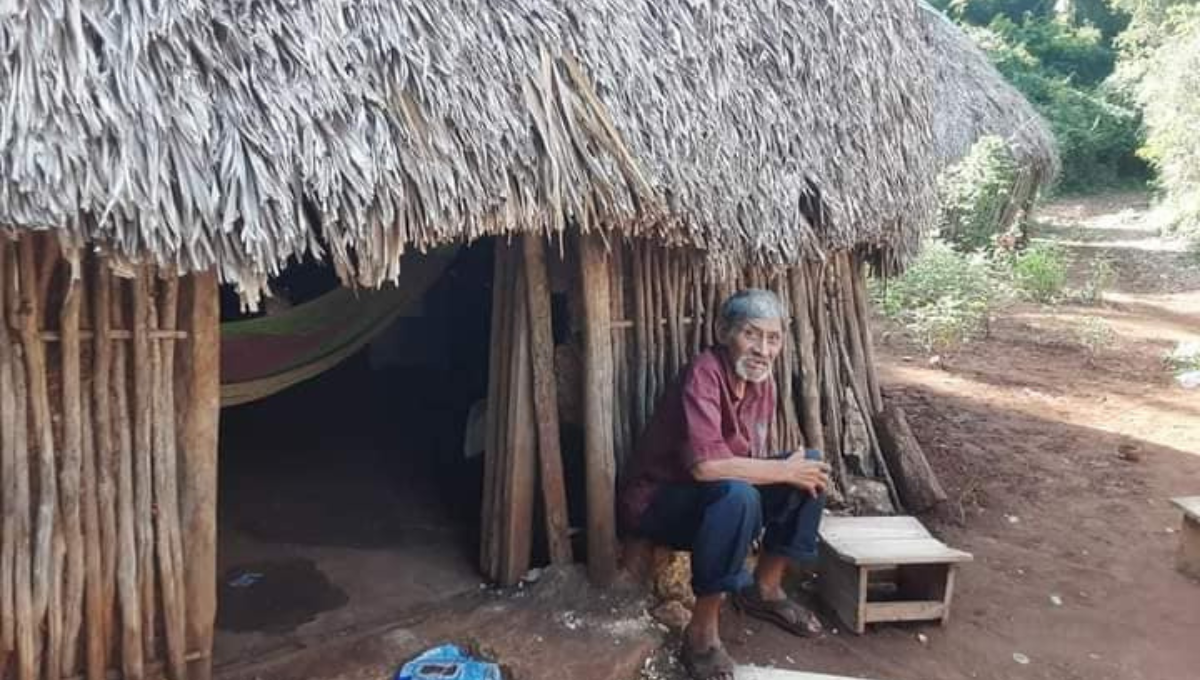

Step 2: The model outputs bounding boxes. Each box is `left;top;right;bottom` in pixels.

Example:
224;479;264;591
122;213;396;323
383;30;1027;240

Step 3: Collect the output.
1180;516;1200;579
818;549;867;634
941;565;958;626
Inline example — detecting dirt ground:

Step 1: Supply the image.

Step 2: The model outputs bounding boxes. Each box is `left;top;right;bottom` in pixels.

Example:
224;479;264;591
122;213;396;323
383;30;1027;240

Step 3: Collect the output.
681;192;1200;680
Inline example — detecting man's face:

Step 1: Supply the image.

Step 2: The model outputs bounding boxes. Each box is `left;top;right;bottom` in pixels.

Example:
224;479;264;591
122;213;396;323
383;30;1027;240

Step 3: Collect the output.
726;317;784;383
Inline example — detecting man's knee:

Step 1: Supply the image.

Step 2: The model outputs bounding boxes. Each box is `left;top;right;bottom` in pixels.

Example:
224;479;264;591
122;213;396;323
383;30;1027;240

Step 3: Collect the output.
705;480;762;516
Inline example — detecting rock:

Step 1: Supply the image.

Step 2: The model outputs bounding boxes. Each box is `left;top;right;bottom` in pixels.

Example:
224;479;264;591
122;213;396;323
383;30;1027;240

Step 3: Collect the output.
842;388;875;477
1117;443;1142;462
650;600;692;631
847;477;895;515
1177;370;1200;390
1012;652;1031;665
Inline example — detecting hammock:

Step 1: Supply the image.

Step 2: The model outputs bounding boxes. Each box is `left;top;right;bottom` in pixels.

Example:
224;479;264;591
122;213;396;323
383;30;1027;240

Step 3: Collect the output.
220;247;458;407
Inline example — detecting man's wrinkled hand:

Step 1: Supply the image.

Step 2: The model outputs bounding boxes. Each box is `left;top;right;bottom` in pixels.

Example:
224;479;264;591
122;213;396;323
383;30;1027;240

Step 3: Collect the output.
782;452;830;496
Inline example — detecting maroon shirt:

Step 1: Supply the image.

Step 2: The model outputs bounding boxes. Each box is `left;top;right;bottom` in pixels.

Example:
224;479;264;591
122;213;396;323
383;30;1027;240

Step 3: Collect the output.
619;347;776;529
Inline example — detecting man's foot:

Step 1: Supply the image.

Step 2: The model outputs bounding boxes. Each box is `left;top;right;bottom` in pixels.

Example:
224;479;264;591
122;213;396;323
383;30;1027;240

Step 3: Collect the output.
732;585;823;637
680;642;735;680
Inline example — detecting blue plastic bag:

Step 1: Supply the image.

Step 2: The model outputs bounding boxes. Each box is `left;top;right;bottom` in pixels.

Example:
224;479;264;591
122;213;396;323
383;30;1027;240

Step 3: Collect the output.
395;644;502;680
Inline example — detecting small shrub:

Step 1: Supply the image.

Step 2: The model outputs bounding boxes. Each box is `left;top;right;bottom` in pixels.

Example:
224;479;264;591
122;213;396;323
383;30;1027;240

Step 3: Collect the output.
1008;242;1069;303
1075;257;1117;304
876;241;1005;352
1076;316;1115;364
937;136;1022;252
1165;341;1200;374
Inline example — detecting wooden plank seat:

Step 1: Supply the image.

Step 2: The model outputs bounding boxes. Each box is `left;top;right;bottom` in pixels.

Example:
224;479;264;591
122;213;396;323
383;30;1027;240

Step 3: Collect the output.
1171;496;1200;579
736;666;882;680
817;516;972;634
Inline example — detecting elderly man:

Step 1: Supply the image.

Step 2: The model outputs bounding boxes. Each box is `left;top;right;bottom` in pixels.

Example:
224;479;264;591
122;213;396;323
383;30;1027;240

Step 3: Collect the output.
619;289;829;680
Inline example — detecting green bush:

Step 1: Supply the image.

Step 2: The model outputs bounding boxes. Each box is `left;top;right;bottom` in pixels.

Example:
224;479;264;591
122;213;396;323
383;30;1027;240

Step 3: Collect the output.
1165;341;1200;374
1076;316;1116;364
876;241;1004;351
974;24;1146;192
1075;257;1117;304
937;137;1022;252
1007;242;1069;302
1132;8;1200;235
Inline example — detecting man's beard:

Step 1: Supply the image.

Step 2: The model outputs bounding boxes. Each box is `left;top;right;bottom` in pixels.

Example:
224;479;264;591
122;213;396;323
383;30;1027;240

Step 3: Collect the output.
734;356;772;383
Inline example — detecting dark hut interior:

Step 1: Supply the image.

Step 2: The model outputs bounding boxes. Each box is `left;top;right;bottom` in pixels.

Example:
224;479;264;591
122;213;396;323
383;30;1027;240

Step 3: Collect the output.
212;243;501;661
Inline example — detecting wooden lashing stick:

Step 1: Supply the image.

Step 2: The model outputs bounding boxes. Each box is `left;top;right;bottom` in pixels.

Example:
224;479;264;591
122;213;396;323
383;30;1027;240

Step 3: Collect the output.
578;233;618;585
522;235;572;565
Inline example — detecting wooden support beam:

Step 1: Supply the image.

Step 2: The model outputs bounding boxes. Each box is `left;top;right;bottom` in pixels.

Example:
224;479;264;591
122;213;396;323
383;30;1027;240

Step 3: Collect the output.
578;233;618;585
180;272;220;680
500;245;537;586
523;235;573;565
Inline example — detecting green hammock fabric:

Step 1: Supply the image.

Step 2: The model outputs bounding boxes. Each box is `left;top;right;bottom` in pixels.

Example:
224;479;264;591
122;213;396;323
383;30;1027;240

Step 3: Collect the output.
220;248;458;407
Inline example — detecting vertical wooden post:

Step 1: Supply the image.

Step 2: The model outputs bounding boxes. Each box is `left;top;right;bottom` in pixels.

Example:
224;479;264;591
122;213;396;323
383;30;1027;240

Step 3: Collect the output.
850;254;884;412
180;272;219;680
131;274;157;657
155;277;188;680
91;262;118;674
481;243;513;580
578;233;618;585
500;254;537;586
111;276;145;680
60;254;87;680
789;267;824;452
17;237;59;671
522;235;573;566
0;241;11;675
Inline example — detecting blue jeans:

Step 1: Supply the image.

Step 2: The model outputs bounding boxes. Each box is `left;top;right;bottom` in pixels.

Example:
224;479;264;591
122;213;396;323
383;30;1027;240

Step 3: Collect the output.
637;452;826;597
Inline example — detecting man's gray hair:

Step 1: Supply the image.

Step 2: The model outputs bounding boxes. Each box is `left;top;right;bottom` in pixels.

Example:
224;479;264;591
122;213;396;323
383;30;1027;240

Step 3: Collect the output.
716;289;786;341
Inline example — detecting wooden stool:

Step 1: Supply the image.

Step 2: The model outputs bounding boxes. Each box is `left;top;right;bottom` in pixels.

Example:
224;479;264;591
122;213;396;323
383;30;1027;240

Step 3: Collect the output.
1171;496;1200;579
817;516;972;634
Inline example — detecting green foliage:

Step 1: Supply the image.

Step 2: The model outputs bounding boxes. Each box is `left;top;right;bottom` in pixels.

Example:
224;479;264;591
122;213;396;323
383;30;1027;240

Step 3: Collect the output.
972;24;1145;192
1130;7;1200;234
1074;256;1117;304
1076;316;1116;362
1006;242;1070;301
876;241;1004;352
931;0;1054;25
1165;341;1200;374
990;15;1116;85
937;137;1022;251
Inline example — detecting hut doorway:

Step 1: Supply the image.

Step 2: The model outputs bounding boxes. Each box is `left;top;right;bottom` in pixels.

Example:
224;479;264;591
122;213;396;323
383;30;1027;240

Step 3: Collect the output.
211;242;496;666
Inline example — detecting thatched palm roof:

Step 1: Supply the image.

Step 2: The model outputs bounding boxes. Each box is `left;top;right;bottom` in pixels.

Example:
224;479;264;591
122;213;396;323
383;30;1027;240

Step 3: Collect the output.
920;4;1060;180
1;1;938;295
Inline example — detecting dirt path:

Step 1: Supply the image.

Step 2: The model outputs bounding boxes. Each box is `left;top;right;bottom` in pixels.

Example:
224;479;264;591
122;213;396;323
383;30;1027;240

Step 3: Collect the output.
712;192;1200;680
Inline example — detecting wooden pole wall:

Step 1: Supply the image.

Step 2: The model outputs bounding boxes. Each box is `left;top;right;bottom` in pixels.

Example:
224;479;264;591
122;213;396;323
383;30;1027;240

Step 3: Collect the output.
0;234;219;680
593;241;905;522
